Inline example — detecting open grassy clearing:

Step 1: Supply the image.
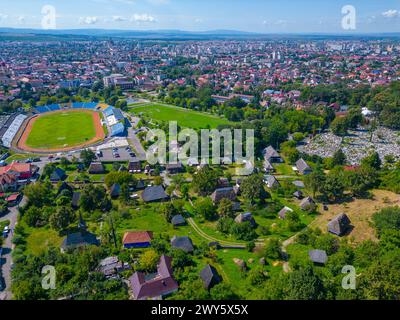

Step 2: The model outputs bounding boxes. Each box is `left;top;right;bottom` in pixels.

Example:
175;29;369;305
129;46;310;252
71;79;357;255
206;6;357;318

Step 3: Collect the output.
25;111;97;149
130;103;232;129
313;189;400;243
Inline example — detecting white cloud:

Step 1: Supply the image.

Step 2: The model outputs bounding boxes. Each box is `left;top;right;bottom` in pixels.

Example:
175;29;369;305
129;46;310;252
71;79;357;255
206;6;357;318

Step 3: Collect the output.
0;14;8;21
131;13;157;23
79;16;99;25
195;18;203;24
17;15;26;24
382;9;399;18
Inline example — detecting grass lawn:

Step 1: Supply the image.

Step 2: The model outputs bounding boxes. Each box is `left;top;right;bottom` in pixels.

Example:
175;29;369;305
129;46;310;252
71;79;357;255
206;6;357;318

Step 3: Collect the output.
25;227;63;256
6;153;41;162
26;111;97;149
130;103;232;129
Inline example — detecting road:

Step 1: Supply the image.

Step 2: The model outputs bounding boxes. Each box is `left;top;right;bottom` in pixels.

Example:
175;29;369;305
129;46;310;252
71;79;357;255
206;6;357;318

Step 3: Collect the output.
127;127;146;161
0;196;26;300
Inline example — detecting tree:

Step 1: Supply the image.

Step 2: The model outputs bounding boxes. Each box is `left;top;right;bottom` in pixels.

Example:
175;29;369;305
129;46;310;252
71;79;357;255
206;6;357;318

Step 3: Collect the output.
372;206;400;236
240;174;269;205
210;283;239;300
286;266;325;300
160;202;178;222
80;185;111;212
104;171;136;188
304;169;325;198
332;149;346;166
361;152;382;170
194;198;216;221
230;222;257;241
80;149;96;168
50;206;75;231
321;171;345;202
330;117;348;136
192;166;219;195
262;238;282;260
139;250;159;272
24;181;54;207
217;198;235;219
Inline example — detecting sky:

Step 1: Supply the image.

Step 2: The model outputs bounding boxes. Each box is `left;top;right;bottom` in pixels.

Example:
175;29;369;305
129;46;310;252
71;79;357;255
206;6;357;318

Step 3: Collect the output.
0;0;400;33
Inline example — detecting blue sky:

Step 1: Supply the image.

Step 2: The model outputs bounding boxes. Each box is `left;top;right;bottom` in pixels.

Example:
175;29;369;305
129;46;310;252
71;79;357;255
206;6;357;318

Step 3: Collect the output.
0;0;400;33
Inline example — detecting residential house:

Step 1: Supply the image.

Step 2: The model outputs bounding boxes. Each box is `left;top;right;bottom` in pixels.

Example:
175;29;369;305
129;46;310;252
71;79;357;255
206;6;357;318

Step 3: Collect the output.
129;255;178;300
97;256;131;278
328;213;351;236
171;235;194;253
200;264;221;290
235;212;257;227
266;175;280;189
262;146;282;163
0;162;35;180
171;214;186;227
300;196;317;211
110;183;121;198
88;162;105;174
123;231;153;249
263;160;274;173
295;158;312;175
165;162;184;174
278;206;293;220
141;185;169;203
293;190;304;200
210;187;236;204
50;167;66;182
61;231;99;253
128;160;141;173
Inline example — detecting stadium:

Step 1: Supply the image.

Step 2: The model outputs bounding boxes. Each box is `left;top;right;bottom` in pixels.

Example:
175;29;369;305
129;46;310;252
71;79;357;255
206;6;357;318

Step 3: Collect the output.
0;102;127;154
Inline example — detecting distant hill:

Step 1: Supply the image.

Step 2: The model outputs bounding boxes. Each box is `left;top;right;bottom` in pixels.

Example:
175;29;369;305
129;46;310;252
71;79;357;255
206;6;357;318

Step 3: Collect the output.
1;27;400;41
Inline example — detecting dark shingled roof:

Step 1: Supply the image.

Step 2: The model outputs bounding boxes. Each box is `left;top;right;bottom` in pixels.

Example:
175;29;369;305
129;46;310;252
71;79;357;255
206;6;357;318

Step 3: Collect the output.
263;146;281;161
210;187;236;203
71;191;81;208
200;264;221;290
88;162;105;174
110;183;121;198
61;231;99;251
300;196;316;211
171;235;194;253
296;158;312;175
50;167;66;182
309;249;328;265
266;175;280;188
328;213;351;236
129;255;178;300
141;185;169;202
171;214;186;226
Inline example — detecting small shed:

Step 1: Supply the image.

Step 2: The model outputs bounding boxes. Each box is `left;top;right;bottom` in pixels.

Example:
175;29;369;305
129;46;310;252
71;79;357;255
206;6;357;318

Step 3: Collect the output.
171;235;194;253
171;214;186;227
278;206;293;220
300;196;316;211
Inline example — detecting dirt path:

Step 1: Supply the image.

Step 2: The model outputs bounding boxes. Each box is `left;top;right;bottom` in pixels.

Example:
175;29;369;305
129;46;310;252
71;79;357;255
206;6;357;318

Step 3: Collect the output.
17;109;105;153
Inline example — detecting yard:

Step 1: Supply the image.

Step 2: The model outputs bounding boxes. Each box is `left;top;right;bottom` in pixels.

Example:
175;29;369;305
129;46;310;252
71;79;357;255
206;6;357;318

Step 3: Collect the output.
130;103;232;129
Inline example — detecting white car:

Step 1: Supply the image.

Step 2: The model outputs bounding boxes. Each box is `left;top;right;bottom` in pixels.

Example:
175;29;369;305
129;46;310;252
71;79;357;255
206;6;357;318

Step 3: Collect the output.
3;225;9;234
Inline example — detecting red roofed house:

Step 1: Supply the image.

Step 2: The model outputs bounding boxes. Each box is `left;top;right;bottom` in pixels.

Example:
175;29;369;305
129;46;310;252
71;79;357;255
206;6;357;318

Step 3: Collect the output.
5;192;21;205
0;162;35;180
123;231;153;249
129;255;178;300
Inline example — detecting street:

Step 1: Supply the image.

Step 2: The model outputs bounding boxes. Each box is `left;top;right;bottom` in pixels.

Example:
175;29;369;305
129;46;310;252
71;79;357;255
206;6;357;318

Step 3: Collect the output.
0;196;26;300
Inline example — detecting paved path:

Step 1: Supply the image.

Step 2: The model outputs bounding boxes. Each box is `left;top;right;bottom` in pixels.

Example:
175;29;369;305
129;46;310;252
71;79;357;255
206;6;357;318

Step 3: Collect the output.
0;196;26;300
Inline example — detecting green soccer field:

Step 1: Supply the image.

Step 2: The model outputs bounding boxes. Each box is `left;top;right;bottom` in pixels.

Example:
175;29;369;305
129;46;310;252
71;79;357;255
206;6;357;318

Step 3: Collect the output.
130;103;232;129
25;111;97;149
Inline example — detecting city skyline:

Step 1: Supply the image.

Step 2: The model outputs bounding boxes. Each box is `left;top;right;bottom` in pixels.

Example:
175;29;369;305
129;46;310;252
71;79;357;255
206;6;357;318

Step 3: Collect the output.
0;0;400;34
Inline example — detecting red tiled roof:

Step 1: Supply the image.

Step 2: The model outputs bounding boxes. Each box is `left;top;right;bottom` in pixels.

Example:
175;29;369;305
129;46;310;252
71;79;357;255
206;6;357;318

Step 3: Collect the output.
0;162;31;175
123;231;153;244
6;193;20;202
